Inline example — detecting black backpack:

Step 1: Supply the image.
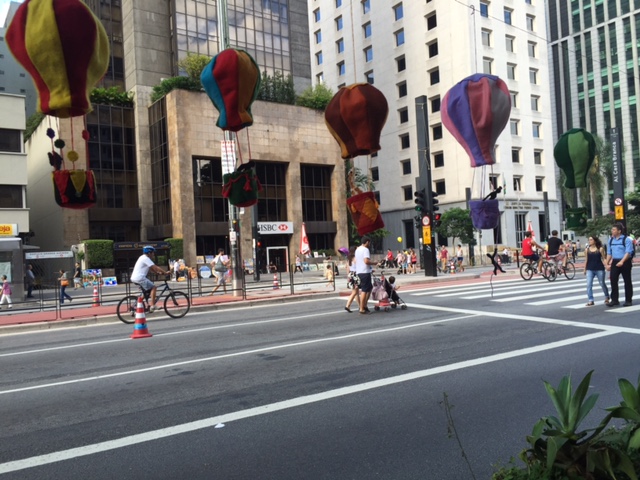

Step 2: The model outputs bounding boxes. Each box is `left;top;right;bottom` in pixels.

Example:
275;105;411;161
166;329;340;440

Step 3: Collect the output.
608;235;635;258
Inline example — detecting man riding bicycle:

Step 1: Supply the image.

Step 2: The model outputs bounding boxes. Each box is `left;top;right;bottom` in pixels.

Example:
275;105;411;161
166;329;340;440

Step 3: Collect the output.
522;231;543;274
130;246;171;312
546;230;567;270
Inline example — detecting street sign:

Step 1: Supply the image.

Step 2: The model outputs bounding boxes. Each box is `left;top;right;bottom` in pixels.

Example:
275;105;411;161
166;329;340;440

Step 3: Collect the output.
615;198;623;206
221;140;236;175
25;251;73;259
422;215;430;227
422;226;431;244
257;222;294;235
615;205;624;220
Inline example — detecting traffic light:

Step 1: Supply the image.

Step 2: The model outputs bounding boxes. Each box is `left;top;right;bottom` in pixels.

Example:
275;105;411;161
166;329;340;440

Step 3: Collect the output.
414;214;421;229
431;191;440;212
256;235;263;250
434;213;442;228
414;189;427;213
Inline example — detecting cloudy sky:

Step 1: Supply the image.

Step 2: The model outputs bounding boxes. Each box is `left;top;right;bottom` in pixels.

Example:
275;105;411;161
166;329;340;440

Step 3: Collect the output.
0;0;21;26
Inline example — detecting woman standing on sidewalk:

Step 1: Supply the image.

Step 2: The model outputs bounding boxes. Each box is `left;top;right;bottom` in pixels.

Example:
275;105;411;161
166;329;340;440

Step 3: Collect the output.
583;236;609;306
1;275;13;309
344;253;360;313
58;270;73;305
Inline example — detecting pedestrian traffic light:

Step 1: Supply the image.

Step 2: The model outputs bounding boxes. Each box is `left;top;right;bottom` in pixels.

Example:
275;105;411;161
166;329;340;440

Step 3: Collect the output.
256;235;262;250
434;213;442;228
414;189;427;213
431;191;440;212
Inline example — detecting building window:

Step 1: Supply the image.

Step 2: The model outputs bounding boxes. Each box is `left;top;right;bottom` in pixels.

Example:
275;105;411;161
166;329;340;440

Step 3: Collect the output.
255;162;288;222
531;95;539;111
400;134;410;149
510;91;518;107
528;41;536;58
371;167;379;182
0;128;21;153
402;185;413;201
431;96;441;113
395;29;405;46
316;72;324;84
535;177;544;192
301;165;334;222
526;14;535;31
507;63;516;80
504;8;513;24
534;150;542;165
393;3;403;21
433;152;444;167
314;8;320;22
314;30;322;44
399;108;409;124
315;52;323;65
396;56;406;72
435;180;446;195
513;176;522;192
338;62;345;76
532;122;542;138
432;124;443;140
510;119;519;135
512;148;520;163
483;57;493;74
428;41;438;58
365;71;374;84
19;73;25;77
482;29;492;47
336;0;342;6
364;46;373;62
363;22;372;38
362;0;370;14
0;185;23;208
335;16;343;31
401;160;411;175
489;174;500;190
505;35;515;52
336;38;344;53
480;1;489;17
427;13;437;30
398;81;407;98
429;69;440;85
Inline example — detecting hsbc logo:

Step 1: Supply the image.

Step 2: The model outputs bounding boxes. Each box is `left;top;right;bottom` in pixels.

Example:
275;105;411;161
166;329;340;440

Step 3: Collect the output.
258;222;294;235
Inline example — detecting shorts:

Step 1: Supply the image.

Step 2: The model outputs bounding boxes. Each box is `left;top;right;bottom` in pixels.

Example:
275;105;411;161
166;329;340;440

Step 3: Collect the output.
524;254;539;262
548;252;565;262
358;273;373;293
134;278;155;291
214;271;227;286
457;257;463;263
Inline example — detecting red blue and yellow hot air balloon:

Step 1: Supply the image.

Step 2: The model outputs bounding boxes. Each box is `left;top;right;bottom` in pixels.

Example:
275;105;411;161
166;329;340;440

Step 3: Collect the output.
200;48;261;132
6;0;110;118
441;73;511;168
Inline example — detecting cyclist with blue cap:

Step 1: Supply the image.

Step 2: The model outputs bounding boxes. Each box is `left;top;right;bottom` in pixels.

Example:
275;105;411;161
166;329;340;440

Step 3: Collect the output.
130;245;170;311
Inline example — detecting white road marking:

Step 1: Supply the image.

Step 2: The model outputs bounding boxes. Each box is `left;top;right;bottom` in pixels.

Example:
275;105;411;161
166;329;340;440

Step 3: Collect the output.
409;277;549;296
0;330;616;475
0;314;478;395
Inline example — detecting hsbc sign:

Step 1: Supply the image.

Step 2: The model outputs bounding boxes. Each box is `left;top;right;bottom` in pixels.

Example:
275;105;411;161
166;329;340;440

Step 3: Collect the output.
257;222;294;235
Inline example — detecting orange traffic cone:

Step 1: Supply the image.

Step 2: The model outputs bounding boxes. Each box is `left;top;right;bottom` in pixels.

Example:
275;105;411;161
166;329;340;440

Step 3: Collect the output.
130;296;152;339
273;273;279;289
92;285;100;307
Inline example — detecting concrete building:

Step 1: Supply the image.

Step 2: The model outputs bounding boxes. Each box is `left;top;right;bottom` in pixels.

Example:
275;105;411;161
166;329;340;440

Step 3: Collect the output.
308;0;561;252
547;0;640;210
0;1;38;117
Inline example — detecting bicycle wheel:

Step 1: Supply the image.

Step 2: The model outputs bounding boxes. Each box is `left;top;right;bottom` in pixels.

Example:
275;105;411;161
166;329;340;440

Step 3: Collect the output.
545;264;557;282
164;291;190;318
117;295;139;324
520;262;533;280
563;262;576;280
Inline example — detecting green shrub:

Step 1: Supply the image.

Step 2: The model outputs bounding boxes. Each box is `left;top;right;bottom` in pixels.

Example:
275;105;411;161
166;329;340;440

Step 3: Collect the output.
150;76;202;103
24;112;45;142
296;83;334;110
257;71;295;104
84;240;114;269
165;238;184;260
90;86;134;107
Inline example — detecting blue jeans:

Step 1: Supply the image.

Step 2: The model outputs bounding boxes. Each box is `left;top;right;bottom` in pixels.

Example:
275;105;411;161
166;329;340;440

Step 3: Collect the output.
586;269;609;302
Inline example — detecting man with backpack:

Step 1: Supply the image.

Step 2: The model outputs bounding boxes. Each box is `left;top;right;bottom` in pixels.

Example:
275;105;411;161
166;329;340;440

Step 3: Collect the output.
209;248;230;295
606;223;635;307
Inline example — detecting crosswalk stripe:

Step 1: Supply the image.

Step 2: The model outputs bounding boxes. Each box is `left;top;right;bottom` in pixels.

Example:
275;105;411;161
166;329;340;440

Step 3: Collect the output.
410;276;548;296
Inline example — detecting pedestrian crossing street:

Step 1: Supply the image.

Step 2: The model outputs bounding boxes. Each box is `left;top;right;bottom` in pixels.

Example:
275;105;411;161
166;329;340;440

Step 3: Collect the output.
408;276;640;312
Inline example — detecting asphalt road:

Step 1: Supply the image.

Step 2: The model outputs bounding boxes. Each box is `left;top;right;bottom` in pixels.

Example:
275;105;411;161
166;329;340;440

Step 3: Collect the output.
1;273;639;479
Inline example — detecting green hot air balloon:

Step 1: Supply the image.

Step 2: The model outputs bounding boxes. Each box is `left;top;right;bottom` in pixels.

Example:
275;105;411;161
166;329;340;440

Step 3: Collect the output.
554;128;597;189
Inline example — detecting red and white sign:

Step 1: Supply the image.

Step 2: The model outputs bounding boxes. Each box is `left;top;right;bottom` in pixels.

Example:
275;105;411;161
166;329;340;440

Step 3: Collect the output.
300;223;310;255
258;222;294;235
422;216;430;227
615;197;623;206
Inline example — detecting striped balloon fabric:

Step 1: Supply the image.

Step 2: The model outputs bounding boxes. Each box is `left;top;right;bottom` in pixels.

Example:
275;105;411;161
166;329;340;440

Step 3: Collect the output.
554;128;597;189
441;73;511;168
201;49;261;132
324;83;389;160
6;0;110;118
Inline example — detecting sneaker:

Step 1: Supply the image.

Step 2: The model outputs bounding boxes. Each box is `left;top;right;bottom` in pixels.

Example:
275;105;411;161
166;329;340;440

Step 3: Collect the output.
8;305;12;309
623;301;633;307
149;305;157;312
586;301;595;307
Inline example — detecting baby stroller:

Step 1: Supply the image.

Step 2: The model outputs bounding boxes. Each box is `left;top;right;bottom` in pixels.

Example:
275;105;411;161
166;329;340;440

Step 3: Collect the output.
371;274;392;312
384;275;407;310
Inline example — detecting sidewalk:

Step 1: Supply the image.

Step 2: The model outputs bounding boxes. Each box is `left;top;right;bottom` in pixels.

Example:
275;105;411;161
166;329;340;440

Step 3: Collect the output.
0;264;511;335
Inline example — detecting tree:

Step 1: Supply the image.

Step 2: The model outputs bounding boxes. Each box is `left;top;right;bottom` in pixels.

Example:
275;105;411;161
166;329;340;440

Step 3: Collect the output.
435;208;474;245
296;83;334;110
257;71;295;104
576;213;615;239
177;53;211;81
24;112;45;142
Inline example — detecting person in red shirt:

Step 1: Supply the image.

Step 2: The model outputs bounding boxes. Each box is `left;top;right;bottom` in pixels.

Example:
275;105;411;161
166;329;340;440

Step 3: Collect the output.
522;231;543;273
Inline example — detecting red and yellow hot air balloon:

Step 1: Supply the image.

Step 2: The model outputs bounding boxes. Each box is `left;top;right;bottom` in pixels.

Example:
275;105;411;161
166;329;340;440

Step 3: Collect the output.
6;0;110;118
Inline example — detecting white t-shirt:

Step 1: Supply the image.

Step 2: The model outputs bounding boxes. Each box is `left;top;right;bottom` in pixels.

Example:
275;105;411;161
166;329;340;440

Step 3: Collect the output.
131;255;155;283
355;245;371;274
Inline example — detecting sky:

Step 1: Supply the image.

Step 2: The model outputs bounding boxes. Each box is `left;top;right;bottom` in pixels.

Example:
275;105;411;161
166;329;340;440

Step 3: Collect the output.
0;0;20;27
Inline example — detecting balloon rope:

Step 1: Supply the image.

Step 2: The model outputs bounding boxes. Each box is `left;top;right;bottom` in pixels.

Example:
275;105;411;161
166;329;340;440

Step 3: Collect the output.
246;129;252;160
235;134;243;165
489;271;495;297
84;116;90;170
48;116;54;152
70;118;75;170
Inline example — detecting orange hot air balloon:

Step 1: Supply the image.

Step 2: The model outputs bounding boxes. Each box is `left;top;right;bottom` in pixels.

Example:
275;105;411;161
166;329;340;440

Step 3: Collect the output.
324;83;389;160
6;0;110;118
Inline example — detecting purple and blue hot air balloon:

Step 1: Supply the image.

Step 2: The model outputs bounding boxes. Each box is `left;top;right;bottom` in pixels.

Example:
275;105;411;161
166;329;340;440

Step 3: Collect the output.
441;73;511;168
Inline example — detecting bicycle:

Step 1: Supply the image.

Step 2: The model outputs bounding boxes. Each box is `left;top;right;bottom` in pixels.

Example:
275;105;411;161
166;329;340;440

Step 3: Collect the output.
520;257;555;281
550;260;576;280
117;278;190;324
